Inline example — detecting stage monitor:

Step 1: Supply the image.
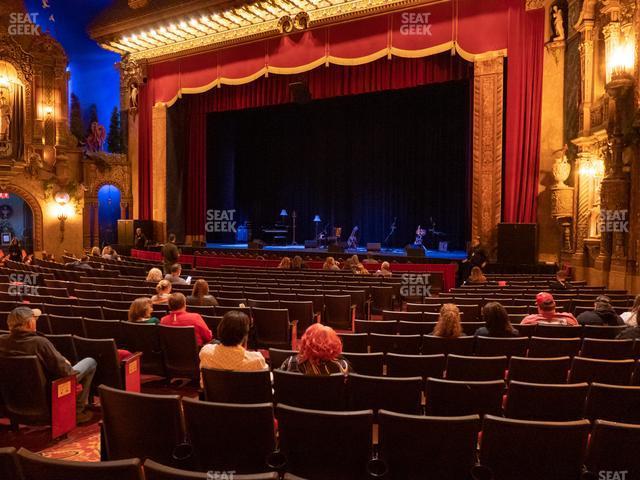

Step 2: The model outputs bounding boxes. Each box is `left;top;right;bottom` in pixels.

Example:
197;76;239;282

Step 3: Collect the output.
405;246;425;258
305;240;318;248
366;242;381;251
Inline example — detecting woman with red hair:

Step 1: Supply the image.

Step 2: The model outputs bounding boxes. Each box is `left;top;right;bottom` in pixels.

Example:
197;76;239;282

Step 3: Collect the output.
280;324;351;375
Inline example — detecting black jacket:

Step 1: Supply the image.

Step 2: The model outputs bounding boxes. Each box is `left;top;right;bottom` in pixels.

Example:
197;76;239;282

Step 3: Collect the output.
0;331;75;380
577;309;623;327
617;327;640;340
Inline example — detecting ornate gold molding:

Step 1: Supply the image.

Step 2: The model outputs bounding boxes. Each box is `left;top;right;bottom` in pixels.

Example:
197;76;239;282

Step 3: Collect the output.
526;0;545;11
472;55;504;259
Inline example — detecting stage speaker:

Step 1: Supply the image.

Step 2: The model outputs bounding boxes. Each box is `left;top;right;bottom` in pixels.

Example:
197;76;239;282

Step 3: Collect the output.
328;244;345;253
289;81;311;104
248;239;265;250
305;240;318;248
405;246;425;258
366;242;381;251
498;223;537;265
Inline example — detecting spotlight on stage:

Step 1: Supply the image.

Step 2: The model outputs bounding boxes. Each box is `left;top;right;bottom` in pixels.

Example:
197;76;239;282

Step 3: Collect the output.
313;214;321;241
280;209;288;224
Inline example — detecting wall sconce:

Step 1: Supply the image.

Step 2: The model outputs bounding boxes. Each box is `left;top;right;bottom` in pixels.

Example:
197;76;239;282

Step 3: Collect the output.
53;192;71;242
44;105;53;119
579;157;604;177
608;40;635;78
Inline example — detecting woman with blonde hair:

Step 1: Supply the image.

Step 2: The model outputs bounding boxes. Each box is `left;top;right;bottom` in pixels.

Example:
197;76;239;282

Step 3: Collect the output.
128;297;159;324
278;257;292;269
146;267;163;283
187;279;219;307
466;266;487;285
322;256;340;271
280;323;351;375
151;279;172;304
433;303;463;338
90;246;100;257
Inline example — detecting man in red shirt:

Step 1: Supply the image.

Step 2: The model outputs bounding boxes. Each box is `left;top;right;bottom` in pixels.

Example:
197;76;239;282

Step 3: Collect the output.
521;292;578;326
160;293;213;346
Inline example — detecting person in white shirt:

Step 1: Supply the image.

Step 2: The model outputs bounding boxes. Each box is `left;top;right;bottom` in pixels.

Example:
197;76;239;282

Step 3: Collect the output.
199;311;267;373
374;261;393;277
621;294;640;327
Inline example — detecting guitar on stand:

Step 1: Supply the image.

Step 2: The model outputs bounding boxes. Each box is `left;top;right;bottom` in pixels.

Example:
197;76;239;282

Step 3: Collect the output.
414;225;427;252
347;226;359;249
383;218;397;247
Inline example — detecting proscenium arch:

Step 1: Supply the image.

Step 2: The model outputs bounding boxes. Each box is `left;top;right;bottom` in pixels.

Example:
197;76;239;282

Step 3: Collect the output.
4;184;43;252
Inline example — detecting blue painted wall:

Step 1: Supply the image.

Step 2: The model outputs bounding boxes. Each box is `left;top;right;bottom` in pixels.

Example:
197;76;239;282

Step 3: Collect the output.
97;184;121;246
24;0;120;134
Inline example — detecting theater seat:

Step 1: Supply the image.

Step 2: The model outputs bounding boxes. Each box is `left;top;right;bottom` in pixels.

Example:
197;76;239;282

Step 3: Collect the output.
143;459;280;479
17;448;143;480
584;420;640;479
201;368;272;404
0;448;20;480
273;370;346;411
504;381;589;422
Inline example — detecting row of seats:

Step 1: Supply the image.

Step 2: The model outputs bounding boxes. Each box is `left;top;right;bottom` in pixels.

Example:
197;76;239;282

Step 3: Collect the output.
97;384;639;480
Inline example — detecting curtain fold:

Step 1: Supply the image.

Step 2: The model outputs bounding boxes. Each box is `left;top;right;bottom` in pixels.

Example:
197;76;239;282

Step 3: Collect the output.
503;2;545;223
181;53;472;238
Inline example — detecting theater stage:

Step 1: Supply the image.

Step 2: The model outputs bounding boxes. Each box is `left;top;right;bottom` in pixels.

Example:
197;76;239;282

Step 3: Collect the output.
205;243;467;263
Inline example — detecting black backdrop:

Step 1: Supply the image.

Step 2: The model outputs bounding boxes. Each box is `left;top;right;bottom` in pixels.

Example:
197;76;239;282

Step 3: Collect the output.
206;80;470;249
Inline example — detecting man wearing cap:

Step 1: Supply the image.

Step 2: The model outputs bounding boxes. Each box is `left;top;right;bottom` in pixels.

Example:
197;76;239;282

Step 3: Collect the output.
521;292;578;326
0;306;97;423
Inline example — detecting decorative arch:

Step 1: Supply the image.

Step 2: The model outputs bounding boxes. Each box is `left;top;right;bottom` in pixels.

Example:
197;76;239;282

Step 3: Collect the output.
4;183;44;251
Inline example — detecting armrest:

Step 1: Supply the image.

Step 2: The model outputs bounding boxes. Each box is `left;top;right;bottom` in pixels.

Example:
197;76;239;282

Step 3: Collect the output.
51;374;77;439
122;352;143;393
289;320;298;349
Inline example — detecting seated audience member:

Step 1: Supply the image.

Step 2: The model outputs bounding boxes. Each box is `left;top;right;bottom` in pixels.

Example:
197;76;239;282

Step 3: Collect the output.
160;293;213;346
475;302;520;337
577;295;623;326
465;266;487;285
90;246;101;257
199;311;267;372
187;279;219;307
128;297;159;324
549;269;571;290
0;307;97;423
165;263;189;285
617;320;640;340
291;255;305;270
432;304;463;338
281;324;351;375
621;294;640;327
66;255;93;270
278;257;292;269
151;279;172;304
146;267;163;283
355;263;370;275
134;227;147;250
521;292;578;326
362;252;378;264
322;256;340;271
375;261;393;277
102;245;121;261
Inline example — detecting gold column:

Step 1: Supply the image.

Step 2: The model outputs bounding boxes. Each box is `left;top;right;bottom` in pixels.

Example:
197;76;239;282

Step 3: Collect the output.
471;55;504;260
152;102;167;242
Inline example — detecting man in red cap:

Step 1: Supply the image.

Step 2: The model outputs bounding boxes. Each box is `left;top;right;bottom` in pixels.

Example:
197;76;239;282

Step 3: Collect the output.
521;292;578;325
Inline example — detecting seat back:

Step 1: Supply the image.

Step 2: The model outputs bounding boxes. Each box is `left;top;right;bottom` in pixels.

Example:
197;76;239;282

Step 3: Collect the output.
201;368;272;404
507;356;570;384
527;336;581;358
273;370;346;410
585;383;640;424
348;373;422;415
48;314;86;336
121;322;164;376
505;381;588;421
182;398;276;474
580;338;636;359
143;460;279;479
378;411;480;480
386;353;446;379
46;333;79;364
158;325;199;380
103;307;130;321
74;336;123;390
371;286;394;312
479;415;590;480
369;333;421;354
569;356;635;385
354;320;396;335
474;336;529;357
82;319;122;343
338;333;368;353
583;325;627;339
279;301;315;335
534;324;583;338
446;354;507;381
99;385;184;465
252;308;290;349
0;355;50;423
341;352;384;376
585;420;640;479
0;448;19;480
425;378;504;417
276;404;373;480
323;295;352;330
268;348;297;370
421;335;475;355
17;447;143;480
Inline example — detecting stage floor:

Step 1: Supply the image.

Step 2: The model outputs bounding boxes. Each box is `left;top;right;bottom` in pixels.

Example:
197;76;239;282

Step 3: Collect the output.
206;243;467;261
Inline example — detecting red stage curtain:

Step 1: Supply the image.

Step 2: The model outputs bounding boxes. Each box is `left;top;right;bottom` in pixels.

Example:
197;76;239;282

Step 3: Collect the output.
503;1;545;223
182;53;472;237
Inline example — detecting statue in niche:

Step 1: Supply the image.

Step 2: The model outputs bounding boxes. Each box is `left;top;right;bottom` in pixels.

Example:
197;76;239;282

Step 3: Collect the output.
552;5;565;41
129;82;138;111
86;121;106;152
552;146;571;187
0;88;11;142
